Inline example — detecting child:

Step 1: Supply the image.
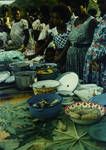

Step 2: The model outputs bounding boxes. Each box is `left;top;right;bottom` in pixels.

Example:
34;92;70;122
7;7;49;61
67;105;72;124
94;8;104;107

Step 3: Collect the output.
47;4;71;72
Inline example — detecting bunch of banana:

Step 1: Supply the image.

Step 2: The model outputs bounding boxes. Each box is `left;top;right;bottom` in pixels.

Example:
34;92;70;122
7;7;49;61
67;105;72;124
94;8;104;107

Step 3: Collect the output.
68;107;101;121
81;109;101;120
37;68;53;75
68;111;80;119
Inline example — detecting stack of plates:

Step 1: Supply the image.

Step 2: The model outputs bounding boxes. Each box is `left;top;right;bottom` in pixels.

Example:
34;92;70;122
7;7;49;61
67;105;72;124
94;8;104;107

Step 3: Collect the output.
0;71;10;83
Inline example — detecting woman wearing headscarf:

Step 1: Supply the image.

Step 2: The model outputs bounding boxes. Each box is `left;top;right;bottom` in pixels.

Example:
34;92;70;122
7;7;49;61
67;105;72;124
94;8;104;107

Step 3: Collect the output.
83;0;106;91
66;0;98;80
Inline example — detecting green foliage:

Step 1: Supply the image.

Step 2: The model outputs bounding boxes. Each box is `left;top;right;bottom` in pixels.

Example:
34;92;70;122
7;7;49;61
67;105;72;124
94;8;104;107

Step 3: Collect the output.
0;102;34;135
46;117;104;150
0;139;19;150
0;102;105;150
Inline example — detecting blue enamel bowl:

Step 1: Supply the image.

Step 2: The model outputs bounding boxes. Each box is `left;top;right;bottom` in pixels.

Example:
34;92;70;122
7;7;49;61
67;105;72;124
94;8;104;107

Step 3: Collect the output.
27;93;62;120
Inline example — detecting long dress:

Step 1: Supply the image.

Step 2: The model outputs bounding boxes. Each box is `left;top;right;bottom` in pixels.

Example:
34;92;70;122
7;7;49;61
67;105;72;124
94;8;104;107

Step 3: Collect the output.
10;19;28;48
66;16;94;80
83;14;106;90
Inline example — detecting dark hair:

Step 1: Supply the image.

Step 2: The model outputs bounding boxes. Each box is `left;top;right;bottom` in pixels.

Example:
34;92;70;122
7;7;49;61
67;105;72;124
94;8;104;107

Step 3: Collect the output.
52;4;71;23
58;0;71;6
88;8;97;17
11;7;21;19
69;0;89;7
98;0;106;3
11;7;20;15
39;4;50;24
1;5;9;17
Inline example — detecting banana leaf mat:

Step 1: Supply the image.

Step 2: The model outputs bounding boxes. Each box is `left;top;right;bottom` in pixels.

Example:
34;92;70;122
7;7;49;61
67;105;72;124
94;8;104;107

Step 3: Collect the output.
0;100;106;150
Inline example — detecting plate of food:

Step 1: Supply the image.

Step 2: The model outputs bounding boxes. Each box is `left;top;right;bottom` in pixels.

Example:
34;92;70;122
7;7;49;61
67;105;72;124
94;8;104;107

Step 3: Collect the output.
36;63;58;80
36;64;57;74
32;80;60;95
65;102;105;125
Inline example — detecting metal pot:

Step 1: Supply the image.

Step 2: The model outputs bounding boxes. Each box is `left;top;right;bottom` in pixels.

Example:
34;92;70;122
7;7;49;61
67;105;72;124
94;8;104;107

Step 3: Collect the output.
9;61;31;72
15;71;36;90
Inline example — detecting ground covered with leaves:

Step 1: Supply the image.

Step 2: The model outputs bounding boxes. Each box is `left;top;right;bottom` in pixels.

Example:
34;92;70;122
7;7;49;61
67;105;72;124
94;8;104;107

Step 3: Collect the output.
0;101;106;150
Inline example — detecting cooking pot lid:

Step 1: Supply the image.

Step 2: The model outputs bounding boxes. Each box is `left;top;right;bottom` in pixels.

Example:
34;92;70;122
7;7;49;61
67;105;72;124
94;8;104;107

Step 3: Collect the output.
57;72;79;92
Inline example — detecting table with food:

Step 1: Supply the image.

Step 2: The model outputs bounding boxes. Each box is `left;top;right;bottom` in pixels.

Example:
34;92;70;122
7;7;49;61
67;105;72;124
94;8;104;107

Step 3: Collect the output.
0;60;106;150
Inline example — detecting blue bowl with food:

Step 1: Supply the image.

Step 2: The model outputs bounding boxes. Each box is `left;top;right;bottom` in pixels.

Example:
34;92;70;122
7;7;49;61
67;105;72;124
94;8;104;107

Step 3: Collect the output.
27;93;62;120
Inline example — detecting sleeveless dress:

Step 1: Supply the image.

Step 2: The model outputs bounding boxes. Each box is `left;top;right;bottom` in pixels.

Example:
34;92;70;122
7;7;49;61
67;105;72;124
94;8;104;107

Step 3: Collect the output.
66;16;94;80
10;19;28;48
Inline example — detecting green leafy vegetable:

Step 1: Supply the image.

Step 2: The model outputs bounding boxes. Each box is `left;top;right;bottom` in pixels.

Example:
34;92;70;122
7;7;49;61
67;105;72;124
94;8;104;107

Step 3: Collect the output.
0;101;105;150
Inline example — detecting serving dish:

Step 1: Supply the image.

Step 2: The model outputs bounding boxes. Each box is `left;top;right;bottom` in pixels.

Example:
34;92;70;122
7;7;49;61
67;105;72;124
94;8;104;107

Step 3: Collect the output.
32;80;60;95
65;102;104;125
35;63;58;80
27;93;62;119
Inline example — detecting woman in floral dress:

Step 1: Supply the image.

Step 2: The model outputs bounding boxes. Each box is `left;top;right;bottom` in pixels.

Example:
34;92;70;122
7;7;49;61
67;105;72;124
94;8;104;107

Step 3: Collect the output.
83;0;106;90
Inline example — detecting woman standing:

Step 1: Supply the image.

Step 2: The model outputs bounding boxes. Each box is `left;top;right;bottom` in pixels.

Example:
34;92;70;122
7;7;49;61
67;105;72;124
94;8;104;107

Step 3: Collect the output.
10;7;29;50
49;4;71;72
66;0;97;80
83;0;106;90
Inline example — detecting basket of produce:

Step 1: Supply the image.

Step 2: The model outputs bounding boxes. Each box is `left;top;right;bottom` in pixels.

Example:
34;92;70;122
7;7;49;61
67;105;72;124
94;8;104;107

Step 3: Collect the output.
36;63;58;80
65;101;104;125
27;93;62;119
32;80;60;95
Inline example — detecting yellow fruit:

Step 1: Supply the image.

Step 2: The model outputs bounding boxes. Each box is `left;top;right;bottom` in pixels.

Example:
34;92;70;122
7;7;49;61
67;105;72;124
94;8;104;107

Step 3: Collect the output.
69;111;80;119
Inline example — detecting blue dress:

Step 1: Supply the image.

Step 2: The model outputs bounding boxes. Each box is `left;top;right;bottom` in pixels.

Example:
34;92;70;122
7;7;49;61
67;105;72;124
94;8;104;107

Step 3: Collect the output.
83;14;106;89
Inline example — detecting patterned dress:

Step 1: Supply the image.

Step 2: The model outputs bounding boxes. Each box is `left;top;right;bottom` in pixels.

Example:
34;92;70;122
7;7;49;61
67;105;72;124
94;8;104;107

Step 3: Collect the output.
51;29;71;72
83;14;106;89
66;16;94;80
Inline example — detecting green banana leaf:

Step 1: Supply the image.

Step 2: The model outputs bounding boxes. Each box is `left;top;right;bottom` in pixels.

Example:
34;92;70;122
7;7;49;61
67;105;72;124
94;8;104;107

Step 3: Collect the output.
0;101;106;150
45;116;105;150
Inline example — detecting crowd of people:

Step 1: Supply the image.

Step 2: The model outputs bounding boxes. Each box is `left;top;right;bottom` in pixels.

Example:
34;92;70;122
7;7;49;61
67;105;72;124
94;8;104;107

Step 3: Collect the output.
0;0;106;90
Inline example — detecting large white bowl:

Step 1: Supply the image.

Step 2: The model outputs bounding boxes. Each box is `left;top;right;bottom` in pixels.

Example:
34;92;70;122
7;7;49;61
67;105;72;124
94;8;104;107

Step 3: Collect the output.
32;80;60;95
